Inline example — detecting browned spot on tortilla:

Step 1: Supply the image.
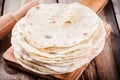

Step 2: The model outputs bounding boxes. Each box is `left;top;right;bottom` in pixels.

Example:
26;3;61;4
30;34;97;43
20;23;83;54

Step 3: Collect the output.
34;41;36;44
29;23;32;25
49;52;56;54
36;6;40;9
83;32;88;36
24;38;28;42
95;48;99;50
65;21;71;25
45;35;52;39
83;23;87;26
20;32;22;35
22;24;25;27
66;35;72;38
51;21;56;23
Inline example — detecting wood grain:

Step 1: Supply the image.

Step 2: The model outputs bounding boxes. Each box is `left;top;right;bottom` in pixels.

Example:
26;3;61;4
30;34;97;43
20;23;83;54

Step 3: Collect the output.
0;0;3;14
111;0;120;30
3;0;57;15
104;1;120;79
80;1;120;80
81;0;108;14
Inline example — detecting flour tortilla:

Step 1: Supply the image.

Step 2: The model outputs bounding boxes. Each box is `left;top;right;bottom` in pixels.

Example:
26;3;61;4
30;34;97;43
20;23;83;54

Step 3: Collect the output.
13;34;105;74
11;3;107;74
11;19;105;63
13;36;105;74
12;21;105;73
21;3;101;48
12;18;105;58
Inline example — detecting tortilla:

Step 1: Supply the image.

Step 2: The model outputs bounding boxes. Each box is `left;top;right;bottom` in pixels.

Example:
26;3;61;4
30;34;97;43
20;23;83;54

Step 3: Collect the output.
11;3;107;74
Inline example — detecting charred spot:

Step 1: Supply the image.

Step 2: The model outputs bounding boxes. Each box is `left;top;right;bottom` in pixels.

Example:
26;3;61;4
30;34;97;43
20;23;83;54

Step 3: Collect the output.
65;21;71;25
29;23;32;25
20;32;22;35
83;32;88;36
66;35;72;38
36;6;40;9
45;35;52;39
51;21;56;23
34;41;36;44
22;24;25;27
83;23;87;26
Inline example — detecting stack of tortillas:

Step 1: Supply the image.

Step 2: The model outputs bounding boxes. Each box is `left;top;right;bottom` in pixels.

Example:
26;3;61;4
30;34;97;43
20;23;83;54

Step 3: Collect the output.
11;3;106;74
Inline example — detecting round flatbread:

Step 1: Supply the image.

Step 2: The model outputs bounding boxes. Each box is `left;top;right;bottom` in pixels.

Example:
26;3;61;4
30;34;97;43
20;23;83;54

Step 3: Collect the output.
11;3;106;74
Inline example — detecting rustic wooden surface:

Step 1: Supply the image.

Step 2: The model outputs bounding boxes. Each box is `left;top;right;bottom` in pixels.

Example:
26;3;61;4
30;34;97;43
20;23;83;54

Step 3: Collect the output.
0;0;120;80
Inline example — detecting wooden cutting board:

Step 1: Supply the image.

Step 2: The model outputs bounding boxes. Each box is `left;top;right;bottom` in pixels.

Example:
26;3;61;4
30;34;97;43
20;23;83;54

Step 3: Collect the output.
81;0;108;14
2;0;109;80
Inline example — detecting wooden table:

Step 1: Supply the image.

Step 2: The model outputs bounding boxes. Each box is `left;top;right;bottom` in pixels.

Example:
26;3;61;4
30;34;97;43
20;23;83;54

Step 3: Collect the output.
0;0;120;80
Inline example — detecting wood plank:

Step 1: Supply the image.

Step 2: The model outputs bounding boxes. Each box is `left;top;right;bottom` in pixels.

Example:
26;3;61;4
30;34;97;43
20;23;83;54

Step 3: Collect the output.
80;1;120;80
0;0;15;80
111;0;120;30
0;0;3;15
3;0;57;14
104;1;120;79
38;0;56;4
